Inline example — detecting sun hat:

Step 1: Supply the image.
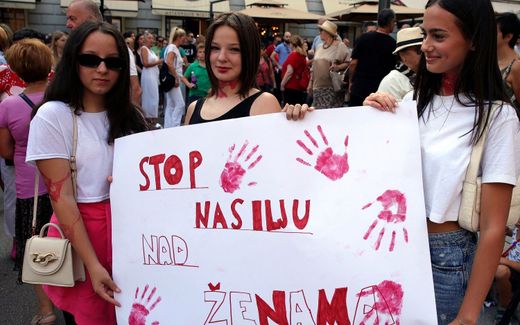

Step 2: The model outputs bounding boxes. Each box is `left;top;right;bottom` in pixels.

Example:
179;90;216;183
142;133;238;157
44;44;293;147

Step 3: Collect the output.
318;20;338;37
393;27;423;54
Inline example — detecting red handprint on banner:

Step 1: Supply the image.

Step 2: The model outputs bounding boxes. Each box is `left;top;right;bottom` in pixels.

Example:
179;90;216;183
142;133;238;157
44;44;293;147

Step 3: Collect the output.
362;190;409;252
220;141;262;193
296;125;349;181
353;280;403;325
128;284;162;325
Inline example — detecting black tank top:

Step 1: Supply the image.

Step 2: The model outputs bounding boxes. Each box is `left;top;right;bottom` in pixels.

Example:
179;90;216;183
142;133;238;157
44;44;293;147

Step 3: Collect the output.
189;91;263;124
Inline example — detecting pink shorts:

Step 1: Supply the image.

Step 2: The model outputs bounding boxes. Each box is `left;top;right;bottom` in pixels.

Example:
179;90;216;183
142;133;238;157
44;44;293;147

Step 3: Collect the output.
43;201;115;325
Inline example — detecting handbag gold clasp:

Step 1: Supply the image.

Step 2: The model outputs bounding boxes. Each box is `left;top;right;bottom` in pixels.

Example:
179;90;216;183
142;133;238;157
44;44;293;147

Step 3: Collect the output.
32;253;59;266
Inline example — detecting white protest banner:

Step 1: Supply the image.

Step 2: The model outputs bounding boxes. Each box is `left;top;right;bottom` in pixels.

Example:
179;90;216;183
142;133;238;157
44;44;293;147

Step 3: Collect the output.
111;103;437;324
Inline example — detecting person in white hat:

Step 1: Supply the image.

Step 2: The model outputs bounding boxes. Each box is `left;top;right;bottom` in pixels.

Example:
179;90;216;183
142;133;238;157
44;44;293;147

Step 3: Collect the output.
309;20;350;109
376;27;423;100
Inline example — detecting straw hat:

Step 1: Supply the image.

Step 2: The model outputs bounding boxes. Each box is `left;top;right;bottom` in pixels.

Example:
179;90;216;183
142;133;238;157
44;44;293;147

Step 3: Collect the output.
393;27;423;54
318;20;338;37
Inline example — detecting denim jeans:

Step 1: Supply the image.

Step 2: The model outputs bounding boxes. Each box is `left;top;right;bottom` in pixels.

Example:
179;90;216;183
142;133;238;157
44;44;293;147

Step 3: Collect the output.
429;229;477;325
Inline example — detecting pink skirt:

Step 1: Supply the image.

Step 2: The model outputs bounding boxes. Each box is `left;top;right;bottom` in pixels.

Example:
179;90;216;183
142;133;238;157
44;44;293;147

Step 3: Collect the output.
43;201;115;325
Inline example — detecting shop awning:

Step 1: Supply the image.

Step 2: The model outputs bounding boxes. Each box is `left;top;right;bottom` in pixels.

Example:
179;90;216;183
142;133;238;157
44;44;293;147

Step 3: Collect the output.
401;0;520;13
60;0;138;17
151;0;230;18
0;0;35;10
327;1;424;22
239;0;328;23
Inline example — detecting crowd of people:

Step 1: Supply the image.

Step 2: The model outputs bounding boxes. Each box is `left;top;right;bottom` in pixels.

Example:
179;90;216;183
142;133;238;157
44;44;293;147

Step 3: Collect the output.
0;0;519;324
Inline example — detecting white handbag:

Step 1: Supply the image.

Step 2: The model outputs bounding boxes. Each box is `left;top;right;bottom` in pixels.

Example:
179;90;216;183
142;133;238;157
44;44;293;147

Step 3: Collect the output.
22;223;85;287
458;103;520;232
22;109;85;286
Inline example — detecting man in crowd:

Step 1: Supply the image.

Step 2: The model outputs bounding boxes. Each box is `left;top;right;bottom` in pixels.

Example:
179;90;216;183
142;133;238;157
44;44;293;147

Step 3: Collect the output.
348;9;396;106
66;0;102;30
180;32;197;64
271;31;292;103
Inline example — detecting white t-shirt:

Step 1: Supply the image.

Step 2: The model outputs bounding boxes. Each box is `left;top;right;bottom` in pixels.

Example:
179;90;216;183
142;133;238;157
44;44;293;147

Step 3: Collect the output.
26;101;113;203
403;93;520;223
164;44;183;76
377;70;413;101
128;47;137;77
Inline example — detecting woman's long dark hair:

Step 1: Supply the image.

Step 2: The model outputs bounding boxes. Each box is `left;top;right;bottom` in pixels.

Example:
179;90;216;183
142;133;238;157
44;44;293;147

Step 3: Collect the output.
38;21;147;143
414;0;510;143
205;12;261;99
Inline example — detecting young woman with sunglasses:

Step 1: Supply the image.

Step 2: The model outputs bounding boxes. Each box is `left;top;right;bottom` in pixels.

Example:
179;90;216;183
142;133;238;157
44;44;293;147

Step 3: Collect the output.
363;0;520;324
26;21;148;325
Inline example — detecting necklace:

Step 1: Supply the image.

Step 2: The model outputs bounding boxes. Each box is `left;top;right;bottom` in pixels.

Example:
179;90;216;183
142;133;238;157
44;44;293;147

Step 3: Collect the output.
322;41;333;50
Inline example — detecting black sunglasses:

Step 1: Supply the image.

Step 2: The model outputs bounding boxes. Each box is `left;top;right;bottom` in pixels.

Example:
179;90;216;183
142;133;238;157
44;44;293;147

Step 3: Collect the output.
78;54;125;71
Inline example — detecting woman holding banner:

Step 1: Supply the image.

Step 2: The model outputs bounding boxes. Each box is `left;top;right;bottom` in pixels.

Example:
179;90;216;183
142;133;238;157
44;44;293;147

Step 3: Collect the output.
362;0;520;324
26;21;148;324
185;12;280;124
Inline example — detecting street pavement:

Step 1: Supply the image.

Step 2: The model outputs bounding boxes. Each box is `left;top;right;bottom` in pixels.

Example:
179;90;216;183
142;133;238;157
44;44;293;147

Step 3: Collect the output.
0;188;517;324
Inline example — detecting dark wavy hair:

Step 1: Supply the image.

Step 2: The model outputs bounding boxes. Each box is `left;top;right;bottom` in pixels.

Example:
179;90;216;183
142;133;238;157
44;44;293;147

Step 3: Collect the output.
38;21;148;143
205;12;261;99
414;0;510;143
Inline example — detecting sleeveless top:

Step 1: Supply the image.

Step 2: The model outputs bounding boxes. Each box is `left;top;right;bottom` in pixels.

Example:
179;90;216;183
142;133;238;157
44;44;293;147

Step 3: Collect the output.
501;59;520;109
189;91;263;124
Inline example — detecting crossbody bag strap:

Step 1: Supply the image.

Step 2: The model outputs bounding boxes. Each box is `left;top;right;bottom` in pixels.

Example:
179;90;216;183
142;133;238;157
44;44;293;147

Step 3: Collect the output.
463;102;502;183
70;109;78;199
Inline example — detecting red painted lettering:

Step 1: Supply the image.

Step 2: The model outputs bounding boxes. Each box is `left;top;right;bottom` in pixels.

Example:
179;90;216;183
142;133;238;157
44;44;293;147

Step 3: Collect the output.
231;199;244;230
293;200;311;230
148;154;166;190
139;157;151;191
189;151;203;189
196;202;211;228
317;287;350;325
256;291;289;325
213;203;228;229
164;155;183;186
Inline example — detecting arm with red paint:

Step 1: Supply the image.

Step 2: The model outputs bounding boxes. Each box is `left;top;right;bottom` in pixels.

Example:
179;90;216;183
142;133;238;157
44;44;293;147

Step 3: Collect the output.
36;158;121;306
452;183;513;325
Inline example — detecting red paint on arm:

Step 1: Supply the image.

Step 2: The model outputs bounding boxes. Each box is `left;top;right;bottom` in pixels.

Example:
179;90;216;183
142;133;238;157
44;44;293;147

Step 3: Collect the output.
60;216;81;242
42;171;71;202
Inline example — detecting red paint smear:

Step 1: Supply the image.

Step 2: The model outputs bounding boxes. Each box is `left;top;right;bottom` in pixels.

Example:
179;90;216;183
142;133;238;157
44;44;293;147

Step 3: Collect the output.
403;228;409;242
317;125;329;145
248;155;262;170
376;190;407;223
245;145;259;162
220;161;245;193
248;182;257;186
356;280;403;324
375;227;385;250
227;144;236;160
304;130;319;148
141;284;149;300
362;202;373;210
146;287;156;304
134;286;139;299
235;141;248;161
296;158;311;167
217;80;239;98
296;140;313;155
150;296;161;311
129;304;150;325
344;135;349;147
314;148;349;181
363;220;378;240
389;230;396;252
376;280;404;316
